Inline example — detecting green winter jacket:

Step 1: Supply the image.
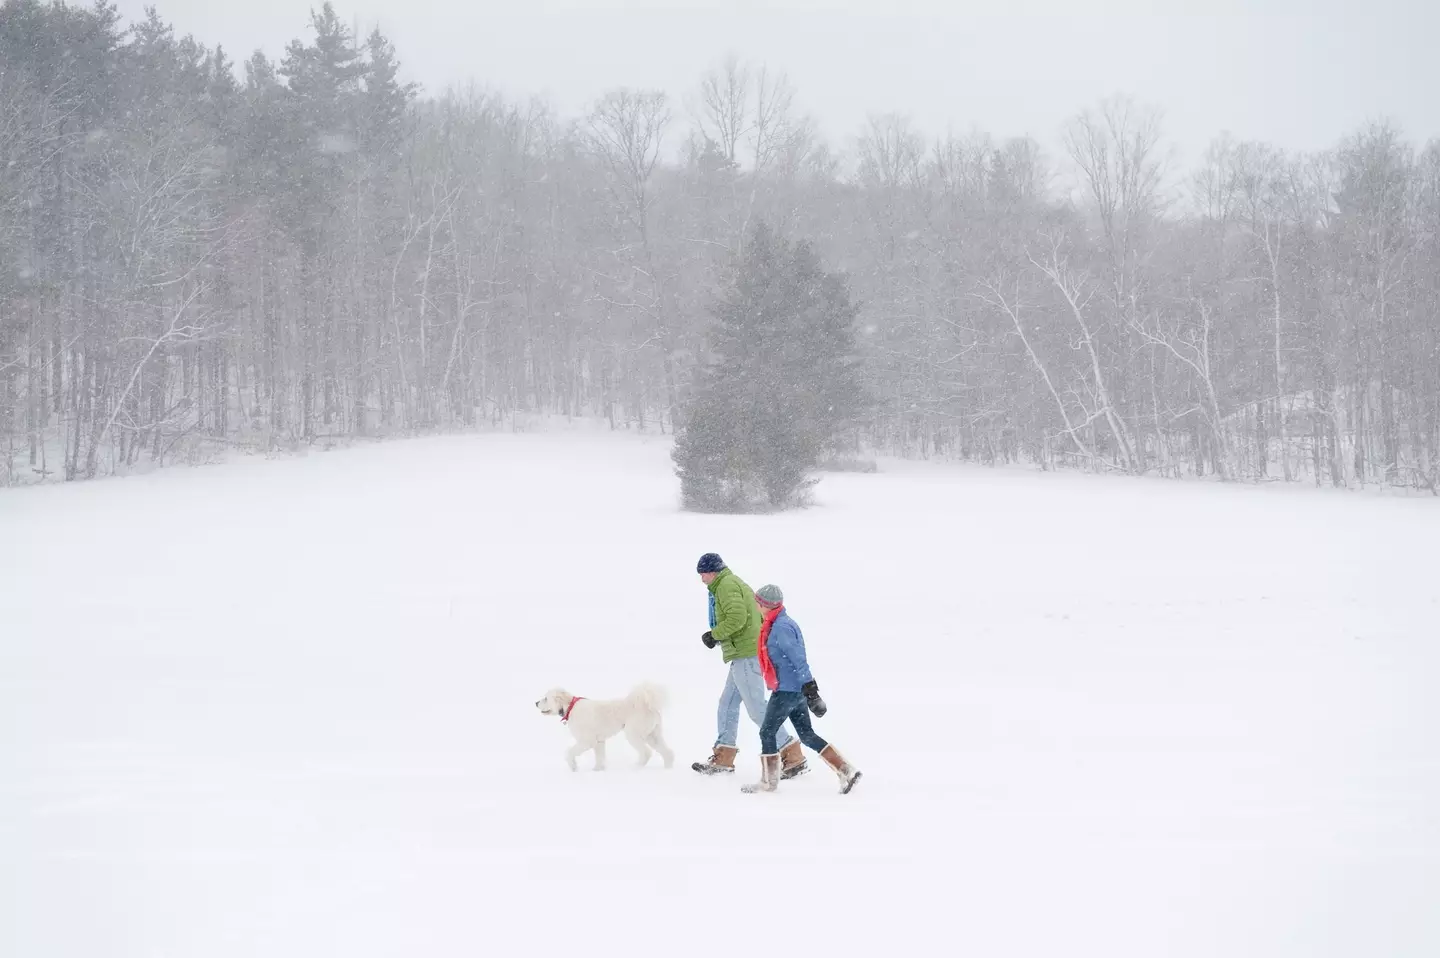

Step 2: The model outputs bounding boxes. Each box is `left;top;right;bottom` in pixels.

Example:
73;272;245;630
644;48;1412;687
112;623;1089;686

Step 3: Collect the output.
707;568;761;663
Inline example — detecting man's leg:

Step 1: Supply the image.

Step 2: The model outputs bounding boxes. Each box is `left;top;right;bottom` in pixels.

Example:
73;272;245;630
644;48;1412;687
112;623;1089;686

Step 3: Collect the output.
732;657;794;751
715;667;742;747
692;667;741;774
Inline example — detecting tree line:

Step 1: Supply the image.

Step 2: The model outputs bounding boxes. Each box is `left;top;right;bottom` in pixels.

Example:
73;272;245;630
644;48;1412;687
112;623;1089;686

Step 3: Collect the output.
1;0;1436;491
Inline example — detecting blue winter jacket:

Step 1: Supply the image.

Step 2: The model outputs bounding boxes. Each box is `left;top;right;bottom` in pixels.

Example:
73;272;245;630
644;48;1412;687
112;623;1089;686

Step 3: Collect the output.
765;612;814;693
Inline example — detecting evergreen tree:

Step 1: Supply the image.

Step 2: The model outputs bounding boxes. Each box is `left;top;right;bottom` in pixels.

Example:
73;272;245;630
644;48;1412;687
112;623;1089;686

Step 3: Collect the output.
672;223;865;512
278;2;364;259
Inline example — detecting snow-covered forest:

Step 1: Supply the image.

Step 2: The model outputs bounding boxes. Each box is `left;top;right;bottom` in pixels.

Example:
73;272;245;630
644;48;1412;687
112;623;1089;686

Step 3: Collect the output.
2;0;1437;489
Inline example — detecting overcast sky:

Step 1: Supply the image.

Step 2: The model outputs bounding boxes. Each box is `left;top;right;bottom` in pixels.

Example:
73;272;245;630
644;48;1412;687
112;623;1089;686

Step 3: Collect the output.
111;0;1437;172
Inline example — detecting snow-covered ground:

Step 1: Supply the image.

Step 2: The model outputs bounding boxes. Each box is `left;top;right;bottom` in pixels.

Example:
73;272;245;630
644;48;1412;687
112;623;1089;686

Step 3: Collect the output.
4;429;1438;958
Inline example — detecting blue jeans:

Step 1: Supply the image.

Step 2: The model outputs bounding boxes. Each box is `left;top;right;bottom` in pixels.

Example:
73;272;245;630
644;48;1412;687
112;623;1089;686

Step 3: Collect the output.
760;690;828;755
716;657;794;751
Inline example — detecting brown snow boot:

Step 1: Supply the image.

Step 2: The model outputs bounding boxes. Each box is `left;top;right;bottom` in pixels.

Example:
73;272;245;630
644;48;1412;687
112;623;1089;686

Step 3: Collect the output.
819;745;862;794
779;740;809;779
740;753;782;794
691;744;738;775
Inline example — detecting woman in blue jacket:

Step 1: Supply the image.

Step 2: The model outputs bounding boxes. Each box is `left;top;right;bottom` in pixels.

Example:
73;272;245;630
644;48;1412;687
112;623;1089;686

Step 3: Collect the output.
744;584;862;795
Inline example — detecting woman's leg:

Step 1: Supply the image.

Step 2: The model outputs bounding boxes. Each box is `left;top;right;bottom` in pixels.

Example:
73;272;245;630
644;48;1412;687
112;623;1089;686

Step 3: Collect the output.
757;694;791;756
742;694;794;793
786;697;830;753
733;657;794;750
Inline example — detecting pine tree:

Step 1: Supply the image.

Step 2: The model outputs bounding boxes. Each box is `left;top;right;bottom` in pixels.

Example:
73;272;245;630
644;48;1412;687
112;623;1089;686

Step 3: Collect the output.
673;223;865;511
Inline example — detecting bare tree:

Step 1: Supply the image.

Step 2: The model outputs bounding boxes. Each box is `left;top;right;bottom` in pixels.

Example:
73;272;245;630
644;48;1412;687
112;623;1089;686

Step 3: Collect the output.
695;55;749;166
1031;235;1142;473
1065;96;1168;277
584;88;680;427
1062;97;1170;471
977;272;1097;464
1130;301;1228;478
1223;140;1299;479
693;57;811;249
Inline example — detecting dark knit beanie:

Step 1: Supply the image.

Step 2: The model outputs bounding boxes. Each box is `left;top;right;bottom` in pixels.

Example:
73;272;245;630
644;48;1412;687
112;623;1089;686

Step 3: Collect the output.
696;553;726;574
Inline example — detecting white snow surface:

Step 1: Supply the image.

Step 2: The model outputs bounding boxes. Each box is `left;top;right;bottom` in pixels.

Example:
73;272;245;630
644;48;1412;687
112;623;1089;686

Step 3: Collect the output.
4;429;1438;958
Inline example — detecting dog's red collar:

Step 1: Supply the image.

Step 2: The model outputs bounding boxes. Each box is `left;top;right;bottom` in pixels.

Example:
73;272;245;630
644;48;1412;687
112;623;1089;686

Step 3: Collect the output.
561;696;583;723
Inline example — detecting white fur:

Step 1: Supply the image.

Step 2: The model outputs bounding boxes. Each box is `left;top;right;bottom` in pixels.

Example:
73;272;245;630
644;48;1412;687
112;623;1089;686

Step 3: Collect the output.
535;682;675;772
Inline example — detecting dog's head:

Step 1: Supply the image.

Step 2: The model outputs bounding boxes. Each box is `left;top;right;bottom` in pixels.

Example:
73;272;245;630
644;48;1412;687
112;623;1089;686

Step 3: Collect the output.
535;688;571;717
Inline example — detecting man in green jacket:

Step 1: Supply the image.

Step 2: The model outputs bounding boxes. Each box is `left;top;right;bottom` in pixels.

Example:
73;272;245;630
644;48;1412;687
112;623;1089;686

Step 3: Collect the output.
691;553;807;778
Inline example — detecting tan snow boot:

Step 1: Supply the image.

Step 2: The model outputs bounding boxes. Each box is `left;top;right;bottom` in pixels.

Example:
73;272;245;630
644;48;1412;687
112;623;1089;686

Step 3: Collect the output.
691;744;738;775
779;740;809;779
741;753;782;794
819;745;862;794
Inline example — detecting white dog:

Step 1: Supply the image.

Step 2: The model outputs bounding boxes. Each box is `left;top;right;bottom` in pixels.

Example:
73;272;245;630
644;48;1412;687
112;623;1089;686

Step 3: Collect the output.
535;683;675;771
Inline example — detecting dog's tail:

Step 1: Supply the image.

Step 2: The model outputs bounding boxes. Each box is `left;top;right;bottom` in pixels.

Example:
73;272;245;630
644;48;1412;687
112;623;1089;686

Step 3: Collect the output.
626;681;669;714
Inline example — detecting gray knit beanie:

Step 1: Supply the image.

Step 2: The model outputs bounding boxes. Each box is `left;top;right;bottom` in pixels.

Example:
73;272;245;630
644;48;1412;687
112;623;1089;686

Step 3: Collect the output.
755;584;784;608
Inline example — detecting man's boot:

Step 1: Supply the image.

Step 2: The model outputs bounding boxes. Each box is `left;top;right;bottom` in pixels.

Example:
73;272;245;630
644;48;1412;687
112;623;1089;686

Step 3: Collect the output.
740;753;782;794
691;744;737;775
779;740;809;779
819;744;862;794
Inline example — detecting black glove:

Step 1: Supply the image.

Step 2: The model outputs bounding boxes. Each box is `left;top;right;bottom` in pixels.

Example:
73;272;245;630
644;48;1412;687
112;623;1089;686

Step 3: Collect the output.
802;680;827;717
701;631;717;649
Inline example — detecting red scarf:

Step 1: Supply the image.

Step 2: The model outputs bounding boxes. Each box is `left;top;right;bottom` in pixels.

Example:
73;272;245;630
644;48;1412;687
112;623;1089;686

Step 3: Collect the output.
757;604;783;691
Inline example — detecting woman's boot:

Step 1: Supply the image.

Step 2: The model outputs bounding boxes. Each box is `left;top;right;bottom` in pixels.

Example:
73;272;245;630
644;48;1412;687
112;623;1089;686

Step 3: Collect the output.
819;745;861;794
740;753;782;793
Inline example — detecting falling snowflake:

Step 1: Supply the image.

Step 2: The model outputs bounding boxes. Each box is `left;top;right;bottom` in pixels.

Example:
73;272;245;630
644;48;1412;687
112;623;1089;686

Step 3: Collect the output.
317;133;355;154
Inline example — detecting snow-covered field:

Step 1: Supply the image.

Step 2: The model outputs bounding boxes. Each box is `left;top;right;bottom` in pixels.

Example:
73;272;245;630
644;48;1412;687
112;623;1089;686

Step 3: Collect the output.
4;429;1438;958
